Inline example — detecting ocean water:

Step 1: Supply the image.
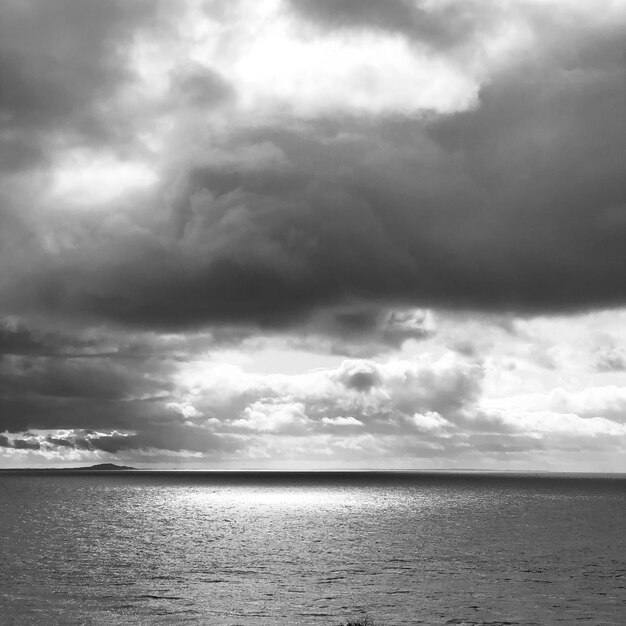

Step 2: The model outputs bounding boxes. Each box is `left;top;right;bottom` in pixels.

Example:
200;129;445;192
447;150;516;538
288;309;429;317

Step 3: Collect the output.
0;471;624;625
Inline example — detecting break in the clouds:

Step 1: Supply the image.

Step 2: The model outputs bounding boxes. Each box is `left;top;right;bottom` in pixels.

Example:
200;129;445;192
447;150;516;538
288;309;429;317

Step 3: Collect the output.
1;0;626;470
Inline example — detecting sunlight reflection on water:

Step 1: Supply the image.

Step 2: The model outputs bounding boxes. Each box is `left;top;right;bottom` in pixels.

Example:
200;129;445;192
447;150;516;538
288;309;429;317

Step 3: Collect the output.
175;485;390;510
1;473;624;625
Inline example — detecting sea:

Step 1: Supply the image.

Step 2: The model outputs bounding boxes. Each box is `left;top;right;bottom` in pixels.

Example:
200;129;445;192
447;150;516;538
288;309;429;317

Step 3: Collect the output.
0;471;624;625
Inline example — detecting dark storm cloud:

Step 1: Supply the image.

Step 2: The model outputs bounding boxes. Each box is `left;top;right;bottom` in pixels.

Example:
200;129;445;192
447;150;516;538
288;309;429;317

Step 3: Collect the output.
171;63;235;109
0;390;169;434
277;307;433;357
287;0;491;50
0;355;169;401
0;319;244;457
0;0;162;321
0;322;51;357
0;0;150;171
0;393;240;456
178;22;623;317
0;321;175;437
0;319;121;357
0;0;157;171
11;437;41;451
0;3;624;334
323;308;432;350
43;426;236;455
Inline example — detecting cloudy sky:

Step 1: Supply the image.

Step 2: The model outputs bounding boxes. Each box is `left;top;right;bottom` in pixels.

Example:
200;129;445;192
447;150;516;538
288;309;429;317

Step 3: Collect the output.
1;0;625;470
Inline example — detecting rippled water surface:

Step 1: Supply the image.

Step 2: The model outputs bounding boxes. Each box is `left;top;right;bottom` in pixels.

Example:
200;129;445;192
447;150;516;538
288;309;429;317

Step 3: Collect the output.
0;471;624;625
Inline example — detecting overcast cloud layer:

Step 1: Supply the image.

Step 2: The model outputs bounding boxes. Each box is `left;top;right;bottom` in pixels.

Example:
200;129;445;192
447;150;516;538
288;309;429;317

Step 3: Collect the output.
1;0;625;470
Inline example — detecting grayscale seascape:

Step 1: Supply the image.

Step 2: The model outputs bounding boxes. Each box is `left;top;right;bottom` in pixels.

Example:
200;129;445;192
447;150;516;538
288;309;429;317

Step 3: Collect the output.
2;0;626;623
1;471;624;625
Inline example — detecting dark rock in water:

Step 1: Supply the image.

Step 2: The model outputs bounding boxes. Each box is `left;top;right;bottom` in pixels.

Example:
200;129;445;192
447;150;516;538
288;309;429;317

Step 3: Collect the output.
81;463;136;470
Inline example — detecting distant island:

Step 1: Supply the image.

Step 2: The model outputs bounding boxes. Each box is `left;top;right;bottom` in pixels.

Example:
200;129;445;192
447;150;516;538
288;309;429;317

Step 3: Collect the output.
77;463;136;470
0;463;137;472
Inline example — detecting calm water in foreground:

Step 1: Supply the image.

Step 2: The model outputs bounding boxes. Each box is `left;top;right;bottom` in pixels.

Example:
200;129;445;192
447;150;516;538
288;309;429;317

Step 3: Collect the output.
0;471;624;625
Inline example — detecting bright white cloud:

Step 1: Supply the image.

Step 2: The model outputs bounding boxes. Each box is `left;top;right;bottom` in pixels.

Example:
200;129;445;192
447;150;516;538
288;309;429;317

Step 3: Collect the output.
49;151;157;207
158;311;626;470
122;0;543;122
412;411;451;433
322;416;363;427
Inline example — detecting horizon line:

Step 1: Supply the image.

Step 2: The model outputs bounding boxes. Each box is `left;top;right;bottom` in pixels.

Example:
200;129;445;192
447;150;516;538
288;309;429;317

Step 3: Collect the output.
1;466;625;476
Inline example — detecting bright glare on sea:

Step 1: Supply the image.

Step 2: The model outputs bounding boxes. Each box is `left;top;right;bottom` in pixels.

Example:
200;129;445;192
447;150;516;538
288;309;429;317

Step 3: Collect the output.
0;471;624;625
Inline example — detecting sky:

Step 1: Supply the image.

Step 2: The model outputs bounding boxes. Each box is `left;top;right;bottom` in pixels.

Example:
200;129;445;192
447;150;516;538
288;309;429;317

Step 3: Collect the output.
1;0;625;470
